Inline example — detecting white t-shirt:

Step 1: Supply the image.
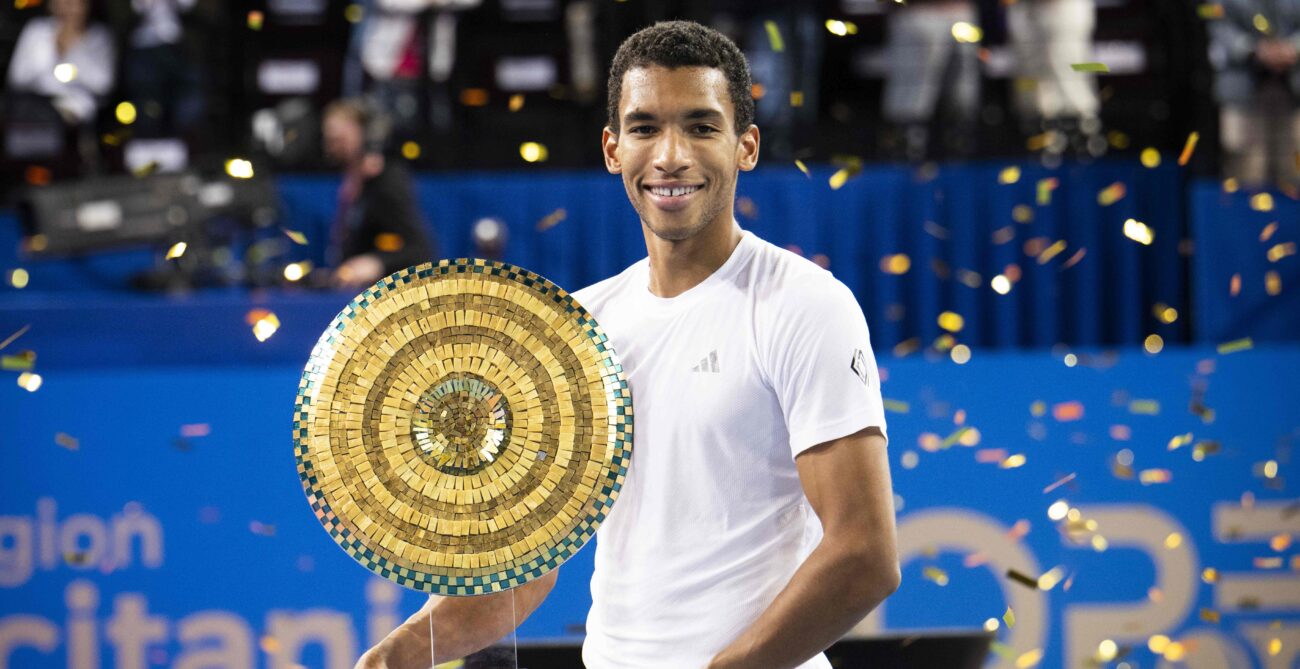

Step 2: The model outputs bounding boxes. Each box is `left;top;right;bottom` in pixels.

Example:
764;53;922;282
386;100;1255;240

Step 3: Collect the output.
572;229;888;669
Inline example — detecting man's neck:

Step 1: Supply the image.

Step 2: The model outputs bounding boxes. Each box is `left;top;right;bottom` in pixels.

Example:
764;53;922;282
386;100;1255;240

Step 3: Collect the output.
642;217;744;299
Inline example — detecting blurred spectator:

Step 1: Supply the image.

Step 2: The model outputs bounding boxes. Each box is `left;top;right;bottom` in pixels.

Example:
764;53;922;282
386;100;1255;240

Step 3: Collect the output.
6;0;116;125
881;0;980;161
1006;0;1103;158
119;0;204;138
321;98;435;290
1209;0;1300;186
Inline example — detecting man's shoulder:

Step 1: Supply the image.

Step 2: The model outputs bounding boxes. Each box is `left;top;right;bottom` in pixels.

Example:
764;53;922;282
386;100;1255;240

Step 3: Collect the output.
746;234;850;311
572;259;645;311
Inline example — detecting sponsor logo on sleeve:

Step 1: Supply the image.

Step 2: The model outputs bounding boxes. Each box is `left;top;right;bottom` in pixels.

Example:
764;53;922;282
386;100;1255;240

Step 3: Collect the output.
850;349;870;386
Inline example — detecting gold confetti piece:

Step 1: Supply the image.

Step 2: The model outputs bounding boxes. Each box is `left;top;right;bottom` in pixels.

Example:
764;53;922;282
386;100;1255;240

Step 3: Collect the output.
924;221;950;240
1267;242;1296;262
893;337;920;357
536;208;567;231
163;241;187;261
1271;534;1292;552
1167;433;1193;451
247;310;280;342
1012;204;1034;223
1261;460;1279;479
1269;638;1282;657
508;94;524;112
10;268;30;289
247;10;263;29
1037;240;1067;264
1001;606;1016;629
1254;13;1271;33
1001;454;1027;469
1260;222;1279;242
1198;3;1225;19
1178;132;1200;166
824;19;858;36
1036;178;1058;205
401;142;420;160
1196;607;1220;624
1;349;34;371
55;432;79;450
283;261;312;282
1071;62;1109;73
1201;567;1219;583
1141;147;1161;168
17;372;42;392
764;20;784;52
1096;639;1119;662
951;22;982;43
1053;401;1084;422
1266;271;1282;296
0;324;30;352
1098;182;1127;206
1251;193;1275;212
1037;566;1066;590
1030;401;1046;417
880;254;911;275
750;83;766;99
283;229;309;245
460;88;489;106
882;399;910;414
343;3;362;22
64;551;91;566
1230;272;1242;297
1043;473;1076;494
1129;399;1161;415
1014;648;1044;668
829;166;860;190
1217;337;1253;354
1163;641;1187;662
937;311;965;333
940;427;972;449
999;166;1022;184
1191;440;1221;461
789;91;804;107
1139;468;1172;485
1123;218;1154;245
794;159;810;178
519;142;548;163
260;636;280;653
922;566;950;586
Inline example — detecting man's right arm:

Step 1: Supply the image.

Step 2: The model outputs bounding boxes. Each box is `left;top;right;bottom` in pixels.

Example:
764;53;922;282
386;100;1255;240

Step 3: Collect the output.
357;568;559;669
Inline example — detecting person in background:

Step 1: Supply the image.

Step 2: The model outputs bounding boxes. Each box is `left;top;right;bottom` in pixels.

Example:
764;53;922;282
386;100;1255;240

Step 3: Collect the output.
1209;0;1300;187
1006;0;1104;160
321;98;435;290
6;0;116;125
880;0;981;161
119;0;204;138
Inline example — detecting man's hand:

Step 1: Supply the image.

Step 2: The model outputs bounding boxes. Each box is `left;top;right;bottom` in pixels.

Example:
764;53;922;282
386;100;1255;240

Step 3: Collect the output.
333;253;386;290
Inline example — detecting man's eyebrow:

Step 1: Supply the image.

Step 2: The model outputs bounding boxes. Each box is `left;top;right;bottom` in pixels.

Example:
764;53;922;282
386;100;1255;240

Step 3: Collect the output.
623;110;657;123
622;109;725;123
683;108;724;121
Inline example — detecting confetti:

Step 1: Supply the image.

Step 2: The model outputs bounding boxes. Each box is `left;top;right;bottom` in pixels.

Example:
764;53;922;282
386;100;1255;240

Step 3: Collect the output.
1230;273;1242;296
180;423;211;438
882;399;910;414
1012;204;1034;223
824;20;858;36
508;94;524;112
924;221;950;240
55;432;79;450
1003;607;1016;629
519;142;548;163
794;160;810;178
460;89;489;106
880;254;911;275
1098;182;1127;206
1270;534;1292;552
1014;647;1045;667
1167;433;1193;451
940;427;972;448
1141;147;1161;168
1006;519;1031;540
1178;132;1200;166
536;208;567;231
1037;566;1066;590
1255;557;1283;569
789;91;804;107
1216;338;1253;354
247;10;263;29
1266;271;1282;296
829;163;861;190
165;242;187;260
17;372;42;392
1267;242;1296;262
922;566;950;586
1052;401;1084;422
246;309;281;342
764;20;784;52
1036;178;1059;205
1260;222;1279;242
1001;454;1027;469
1192;440;1221;461
401;142;420;160
1;350;35;371
1251;193;1275;212
1037;240;1067;264
992;226;1016;245
1061;248;1087;269
1198;3;1225;19
249;521;277;537
9;268;30;289
976;448;1008;464
1070;62;1109;73
999;166;1022;185
937;311;965;333
0;324;30;352
1129;399;1161;415
283;229;309;245
1110;425;1131;440
1043;473;1077;494
1123;218;1154;245
893;338;920;357
1007;569;1039;589
1139;468;1172;485
950;22;982;43
1269;638;1282;657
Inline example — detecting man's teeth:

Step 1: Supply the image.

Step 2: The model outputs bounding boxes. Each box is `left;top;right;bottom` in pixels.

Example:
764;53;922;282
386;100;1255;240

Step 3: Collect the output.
649;185;700;197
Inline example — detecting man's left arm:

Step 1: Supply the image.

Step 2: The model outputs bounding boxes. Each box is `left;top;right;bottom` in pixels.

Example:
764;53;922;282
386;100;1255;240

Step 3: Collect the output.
708;425;900;669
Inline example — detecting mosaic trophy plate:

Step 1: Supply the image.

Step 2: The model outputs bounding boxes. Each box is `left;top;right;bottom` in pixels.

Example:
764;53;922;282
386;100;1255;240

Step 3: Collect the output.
293;259;632;595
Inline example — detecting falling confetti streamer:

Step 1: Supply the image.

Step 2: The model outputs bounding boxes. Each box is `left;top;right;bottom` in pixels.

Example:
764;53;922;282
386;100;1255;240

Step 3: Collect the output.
1061;248;1087;270
55;433;79;450
536;208;567;232
922;566;950;586
1217;338;1253;354
1070;62;1109;72
764;20;784;52
283;229;309;245
999;166;1022;184
1001;454;1027;469
1037;240;1068;264
882;399;911;414
1129;399;1161;415
1139;468;1173;485
1267;242;1296;262
794;160;810;178
1167;433;1193;451
165;242;187;260
1043;473;1077;494
1052;401;1084;422
0;324;30;352
1178;132;1200;166
1260;222;1278;242
1036;178;1059;205
1098;182;1127;206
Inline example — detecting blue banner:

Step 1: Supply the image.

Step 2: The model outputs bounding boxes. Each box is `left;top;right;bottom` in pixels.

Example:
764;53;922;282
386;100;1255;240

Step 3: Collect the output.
3;344;1297;669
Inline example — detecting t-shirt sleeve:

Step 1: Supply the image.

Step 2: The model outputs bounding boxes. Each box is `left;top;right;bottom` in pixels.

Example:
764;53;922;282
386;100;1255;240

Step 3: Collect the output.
764;275;888;458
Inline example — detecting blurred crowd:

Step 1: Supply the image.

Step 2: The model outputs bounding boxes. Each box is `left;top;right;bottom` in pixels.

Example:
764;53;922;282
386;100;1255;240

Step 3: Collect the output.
1;0;1298;188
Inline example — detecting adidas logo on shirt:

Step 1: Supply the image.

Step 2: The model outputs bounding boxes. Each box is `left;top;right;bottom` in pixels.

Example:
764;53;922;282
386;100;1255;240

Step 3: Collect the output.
691;350;720;373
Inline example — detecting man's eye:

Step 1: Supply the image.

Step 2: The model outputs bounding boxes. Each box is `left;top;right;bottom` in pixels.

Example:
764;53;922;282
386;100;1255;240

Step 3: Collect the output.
693;125;719;134
629;126;655;135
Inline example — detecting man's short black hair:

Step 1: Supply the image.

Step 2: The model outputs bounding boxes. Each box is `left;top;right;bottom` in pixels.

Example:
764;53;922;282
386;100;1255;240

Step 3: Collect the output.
606;20;754;136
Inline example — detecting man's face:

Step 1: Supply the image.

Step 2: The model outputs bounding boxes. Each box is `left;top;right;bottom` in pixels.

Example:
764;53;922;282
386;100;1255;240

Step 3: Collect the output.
603;66;759;242
322;112;364;167
50;0;88;25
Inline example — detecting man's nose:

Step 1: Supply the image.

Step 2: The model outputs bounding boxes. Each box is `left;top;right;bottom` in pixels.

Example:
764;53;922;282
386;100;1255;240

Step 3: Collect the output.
652;129;693;174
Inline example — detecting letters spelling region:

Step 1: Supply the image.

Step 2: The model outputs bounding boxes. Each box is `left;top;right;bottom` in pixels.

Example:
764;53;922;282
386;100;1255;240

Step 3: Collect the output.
0;498;407;668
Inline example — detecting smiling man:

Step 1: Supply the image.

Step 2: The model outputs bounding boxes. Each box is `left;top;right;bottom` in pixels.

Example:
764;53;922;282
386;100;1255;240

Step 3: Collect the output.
356;20;899;669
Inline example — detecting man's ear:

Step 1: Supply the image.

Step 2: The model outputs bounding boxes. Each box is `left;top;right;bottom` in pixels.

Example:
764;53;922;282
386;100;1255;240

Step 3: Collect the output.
737;124;760;172
602;127;621;174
